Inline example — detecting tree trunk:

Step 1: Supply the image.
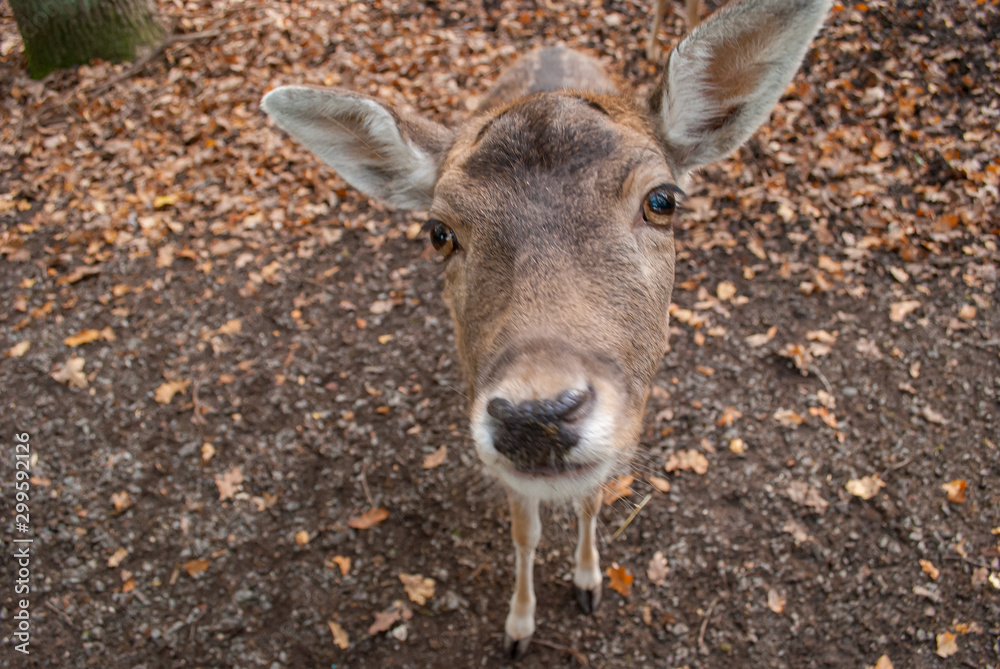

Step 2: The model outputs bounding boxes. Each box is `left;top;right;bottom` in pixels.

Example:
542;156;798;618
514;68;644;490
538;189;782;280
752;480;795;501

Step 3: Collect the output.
9;0;166;80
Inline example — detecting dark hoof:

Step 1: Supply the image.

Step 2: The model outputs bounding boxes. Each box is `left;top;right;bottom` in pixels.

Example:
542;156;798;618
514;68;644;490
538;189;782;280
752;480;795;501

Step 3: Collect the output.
575;585;602;614
503;633;532;661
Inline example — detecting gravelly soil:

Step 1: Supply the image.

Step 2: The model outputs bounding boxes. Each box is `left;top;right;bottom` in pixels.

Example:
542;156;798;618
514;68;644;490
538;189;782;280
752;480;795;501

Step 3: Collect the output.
1;0;998;668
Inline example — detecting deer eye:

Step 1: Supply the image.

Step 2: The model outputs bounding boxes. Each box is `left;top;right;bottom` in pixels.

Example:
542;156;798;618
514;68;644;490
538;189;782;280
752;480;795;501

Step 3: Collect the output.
429;220;458;257
642;185;677;225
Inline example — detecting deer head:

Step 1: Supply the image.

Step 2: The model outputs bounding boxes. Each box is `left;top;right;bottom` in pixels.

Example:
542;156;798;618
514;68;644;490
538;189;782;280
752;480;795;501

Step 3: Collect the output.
261;0;831;657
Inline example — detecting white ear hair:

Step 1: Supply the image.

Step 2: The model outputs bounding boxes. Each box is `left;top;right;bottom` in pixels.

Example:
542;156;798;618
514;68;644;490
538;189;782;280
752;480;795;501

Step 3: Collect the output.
653;0;832;173
262;86;452;210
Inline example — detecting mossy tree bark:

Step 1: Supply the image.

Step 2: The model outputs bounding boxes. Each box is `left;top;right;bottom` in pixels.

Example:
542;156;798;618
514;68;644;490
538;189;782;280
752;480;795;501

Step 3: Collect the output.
9;0;166;79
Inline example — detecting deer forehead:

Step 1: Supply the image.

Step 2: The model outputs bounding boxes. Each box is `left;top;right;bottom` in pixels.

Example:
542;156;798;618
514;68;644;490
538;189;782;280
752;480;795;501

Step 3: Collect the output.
433;93;671;227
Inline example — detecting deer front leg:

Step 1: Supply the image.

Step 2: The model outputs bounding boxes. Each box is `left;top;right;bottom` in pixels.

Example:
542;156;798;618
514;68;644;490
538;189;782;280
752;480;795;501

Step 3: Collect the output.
573;489;604;614
504;492;540;660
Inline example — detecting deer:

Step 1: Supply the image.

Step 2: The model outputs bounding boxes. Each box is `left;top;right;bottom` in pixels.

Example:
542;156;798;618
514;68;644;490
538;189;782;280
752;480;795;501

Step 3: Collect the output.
261;0;832;658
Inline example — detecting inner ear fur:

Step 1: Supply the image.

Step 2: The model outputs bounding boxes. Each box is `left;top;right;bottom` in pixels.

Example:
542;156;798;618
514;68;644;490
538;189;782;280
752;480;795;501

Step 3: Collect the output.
261;86;453;210
649;0;832;173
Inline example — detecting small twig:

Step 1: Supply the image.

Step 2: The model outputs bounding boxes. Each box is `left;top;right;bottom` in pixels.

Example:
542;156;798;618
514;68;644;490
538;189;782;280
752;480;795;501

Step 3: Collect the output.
612;492;652;541
530;638;589;666
188;605;208;643
809;365;834;396
190;379;207;425
305;279;341;299
44;600;75;629
465;560;490;583
697;595;721;655
879;454;913;480
360;464;374;508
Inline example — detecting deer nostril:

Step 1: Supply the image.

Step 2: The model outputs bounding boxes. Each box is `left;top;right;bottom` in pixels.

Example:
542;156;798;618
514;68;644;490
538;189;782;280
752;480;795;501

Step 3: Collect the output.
487;387;594;426
487;397;517;422
553;386;593;420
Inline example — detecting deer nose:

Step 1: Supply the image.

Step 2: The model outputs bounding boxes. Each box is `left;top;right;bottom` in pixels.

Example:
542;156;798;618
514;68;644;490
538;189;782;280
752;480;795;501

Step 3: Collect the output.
486;387;594;470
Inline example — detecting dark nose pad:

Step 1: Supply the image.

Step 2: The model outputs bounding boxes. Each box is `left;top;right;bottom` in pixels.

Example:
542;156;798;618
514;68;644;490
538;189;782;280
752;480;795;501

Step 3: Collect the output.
486;387;593;470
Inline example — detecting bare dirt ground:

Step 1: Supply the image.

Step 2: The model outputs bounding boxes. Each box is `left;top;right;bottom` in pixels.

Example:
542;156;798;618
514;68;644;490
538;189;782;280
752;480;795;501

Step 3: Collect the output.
1;0;998;667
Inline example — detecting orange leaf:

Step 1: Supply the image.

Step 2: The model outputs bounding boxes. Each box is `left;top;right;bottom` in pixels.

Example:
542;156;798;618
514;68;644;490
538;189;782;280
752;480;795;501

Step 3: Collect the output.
328;621;350;649
422;445;447;469
602;475;634;505
398;573;435;605
664;449;708;475
606;563;633;597
154;379;191;404
215;467;244;500
604;562;635;597
182;559;210;576
63;329;102;347
647;475;671;493
941;479;967;503
935;631;958;658
328;555;351;576
348;507;389;530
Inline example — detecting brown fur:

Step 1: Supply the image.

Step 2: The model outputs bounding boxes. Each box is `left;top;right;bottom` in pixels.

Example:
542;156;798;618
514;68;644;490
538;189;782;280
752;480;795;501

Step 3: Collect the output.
259;1;833;653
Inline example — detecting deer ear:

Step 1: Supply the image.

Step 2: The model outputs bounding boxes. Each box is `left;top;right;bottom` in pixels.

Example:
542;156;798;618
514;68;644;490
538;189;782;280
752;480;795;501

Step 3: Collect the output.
262;86;453;210
650;0;831;174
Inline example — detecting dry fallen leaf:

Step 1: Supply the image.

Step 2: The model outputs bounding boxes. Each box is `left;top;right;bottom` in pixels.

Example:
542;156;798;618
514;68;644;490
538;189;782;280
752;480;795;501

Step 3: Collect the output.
348;507;389;530
183;559;210;576
664;449;709;475
399;573;435;605
873;654;894;669
745;326;778;347
368;601;411;635
63;329;103;347
935;631;958;658
201;442;216;462
782;519;813;545
647;551;669;586
52;357;88;388
920;405;948;425
767;588;786;614
941;479;967;503
716;281;737;301
328;620;350;649
779;343;812;373
154;379;191;404
603;474;635;505
958;304;976;320
809;406;839;429
846;474;886;500
422;445;447;469
774;408;806;427
216;318;242;335
919;559;940;580
108;547;129;568
328;555;351;576
215;467;244;500
786;481;829;514
717;406;743;426
606;563;633;597
648;475;671;492
6;341;30;357
295;530;310;546
111;490;131;512
889;299;922;322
